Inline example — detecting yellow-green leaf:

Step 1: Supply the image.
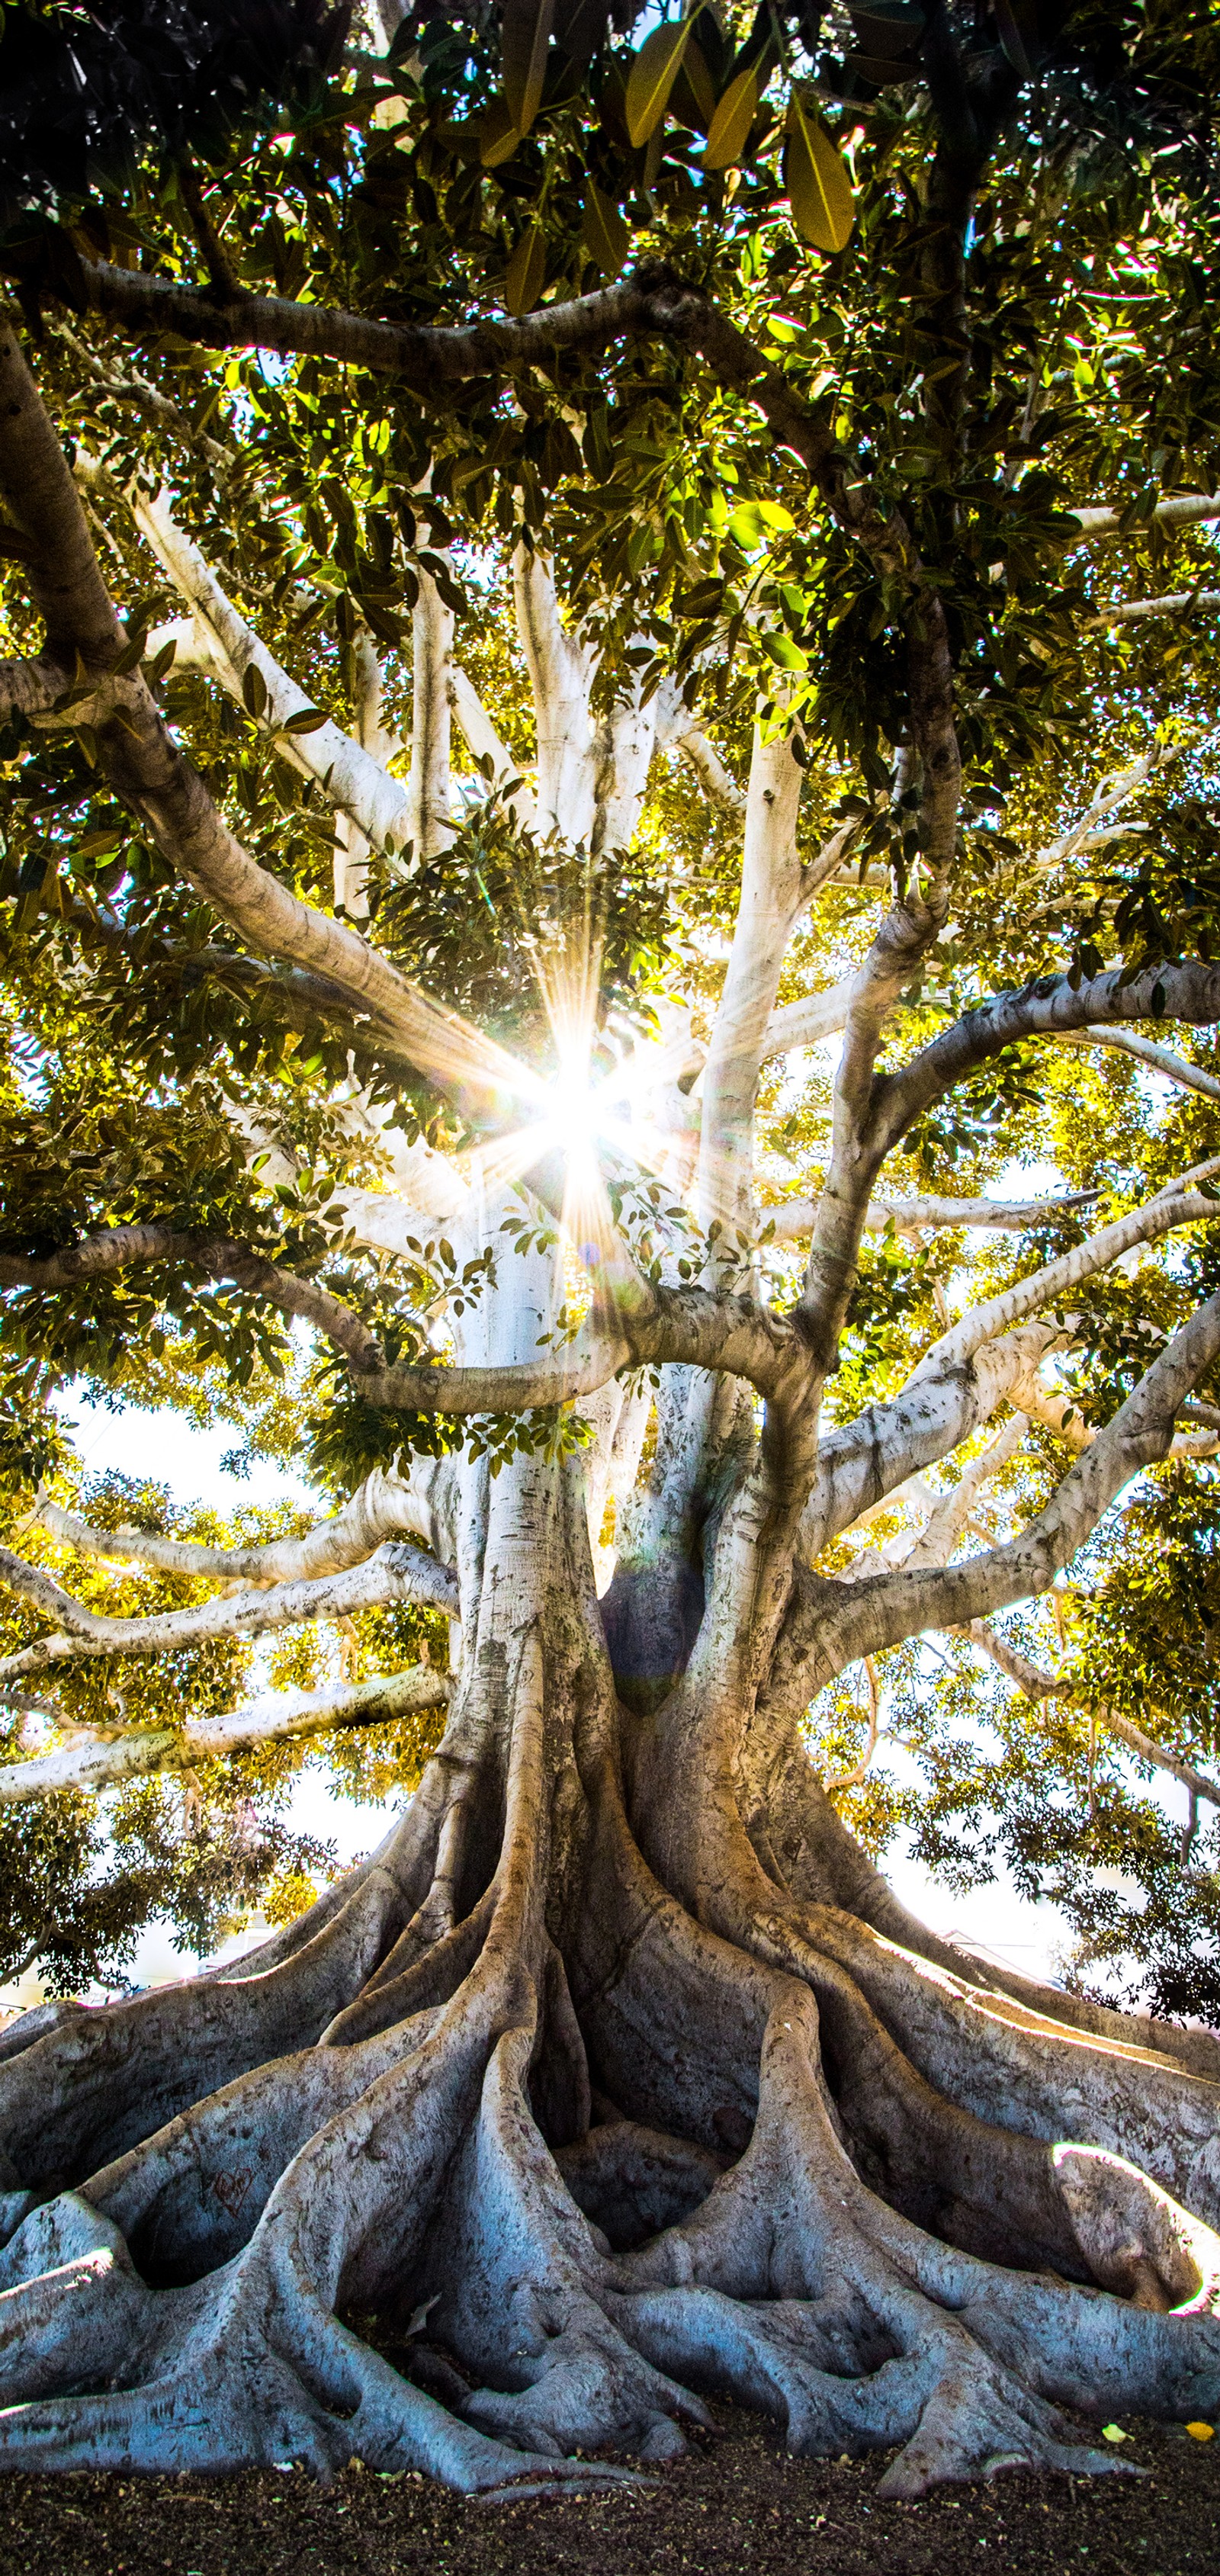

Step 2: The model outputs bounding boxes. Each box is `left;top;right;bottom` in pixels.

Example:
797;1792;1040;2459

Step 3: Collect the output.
676;35;716;126
502;0;556;137
480;94;522;167
581;184;630;279
625;21;691;148
702;66;758;169
784;98;855;253
505;222;547;316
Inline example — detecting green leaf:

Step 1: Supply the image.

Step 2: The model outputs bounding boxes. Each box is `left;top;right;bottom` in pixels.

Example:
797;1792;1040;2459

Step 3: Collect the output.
625;21;691;149
108;631;149;678
279;706;329;735
242;663;268;721
502;0;556;137
784;98;855;254
480;94;522;167
702;65;757;170
580;183;629;278
505;223;547;316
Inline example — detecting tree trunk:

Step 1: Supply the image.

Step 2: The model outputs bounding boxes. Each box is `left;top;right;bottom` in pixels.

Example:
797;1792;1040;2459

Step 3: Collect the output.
0;1437;1218;2499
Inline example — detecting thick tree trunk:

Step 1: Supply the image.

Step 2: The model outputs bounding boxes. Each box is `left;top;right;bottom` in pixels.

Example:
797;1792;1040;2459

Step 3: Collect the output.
0;1451;1218;2499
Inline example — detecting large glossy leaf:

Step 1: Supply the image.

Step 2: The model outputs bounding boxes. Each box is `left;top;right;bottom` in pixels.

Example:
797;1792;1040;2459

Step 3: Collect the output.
505;221;547;315
480;93;522;167
624;21;691;149
502;0;556;137
702;65;757;170
580;183;629;278
785;98;855;255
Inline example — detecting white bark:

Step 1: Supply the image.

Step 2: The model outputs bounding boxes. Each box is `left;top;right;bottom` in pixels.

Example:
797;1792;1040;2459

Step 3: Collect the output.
1072;492;1220;538
913;1187;1218;1378
405;567;454;862
696;724;807;1239
334;625;402;917
0;1540;458;1681
0;1667;449;1806
772;1189;1101;1240
35;1462;443;1586
512;544;599;843
134;489;413;853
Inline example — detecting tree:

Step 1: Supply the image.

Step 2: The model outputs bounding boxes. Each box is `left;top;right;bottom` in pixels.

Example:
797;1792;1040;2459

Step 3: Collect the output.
2;0;1220;2504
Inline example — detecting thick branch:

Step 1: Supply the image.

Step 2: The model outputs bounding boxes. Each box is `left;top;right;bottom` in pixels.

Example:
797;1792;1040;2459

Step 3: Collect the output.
0;1666;449;1806
771;1188;1100;1241
131;486;412;854
0;1538;458;1680
0;1225;382;1370
801;1322;1064;1559
790;1288;1220;1691
875;960;1220;1157
0;325;532;1126
37;1460;437;1586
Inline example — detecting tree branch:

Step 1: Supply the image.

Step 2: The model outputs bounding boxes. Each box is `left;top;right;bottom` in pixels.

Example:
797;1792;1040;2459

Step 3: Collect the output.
1051;1026;1220;1106
0;1665;449;1807
962;1618;1220;1813
131;484;413;853
783;1286;1220;1696
0;324;535;1126
0;1223;383;1370
0;1538;459;1681
36;1459;439;1586
874;959;1220;1159
910;1182;1217;1377
771;1187;1100;1241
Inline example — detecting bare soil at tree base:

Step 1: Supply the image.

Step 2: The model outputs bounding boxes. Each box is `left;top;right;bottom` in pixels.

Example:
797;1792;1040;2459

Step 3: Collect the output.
0;2402;1216;2574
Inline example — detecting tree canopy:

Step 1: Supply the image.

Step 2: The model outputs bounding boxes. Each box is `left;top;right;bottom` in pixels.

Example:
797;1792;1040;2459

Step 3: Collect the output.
2;0;1220;2501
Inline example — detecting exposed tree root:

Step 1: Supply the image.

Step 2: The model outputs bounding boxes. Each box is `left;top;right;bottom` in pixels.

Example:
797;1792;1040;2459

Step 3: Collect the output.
0;1548;1218;2500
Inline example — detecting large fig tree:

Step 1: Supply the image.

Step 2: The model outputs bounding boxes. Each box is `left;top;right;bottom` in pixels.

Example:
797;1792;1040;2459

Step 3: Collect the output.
2;0;1220;2504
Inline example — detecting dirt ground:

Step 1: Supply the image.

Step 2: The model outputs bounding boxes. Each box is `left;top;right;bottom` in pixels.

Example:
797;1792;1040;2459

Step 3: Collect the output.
0;2401;1217;2576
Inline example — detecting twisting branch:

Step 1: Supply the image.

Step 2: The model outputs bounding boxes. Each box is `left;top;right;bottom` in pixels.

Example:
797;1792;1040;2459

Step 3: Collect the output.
873;958;1220;1159
911;1182;1218;1377
801;1321;1064;1558
130;484;413;855
0;1538;459;1681
36;1460;438;1587
0;1224;381;1370
781;1286;1220;1699
0;325;535;1126
0;1666;450;1807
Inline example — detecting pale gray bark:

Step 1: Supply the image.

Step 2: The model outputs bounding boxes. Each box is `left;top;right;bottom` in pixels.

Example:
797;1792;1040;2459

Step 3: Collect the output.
5;307;1220;2517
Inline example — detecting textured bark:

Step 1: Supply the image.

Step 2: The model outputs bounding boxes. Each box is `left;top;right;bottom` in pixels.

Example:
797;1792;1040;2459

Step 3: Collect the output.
5;308;1220;2514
